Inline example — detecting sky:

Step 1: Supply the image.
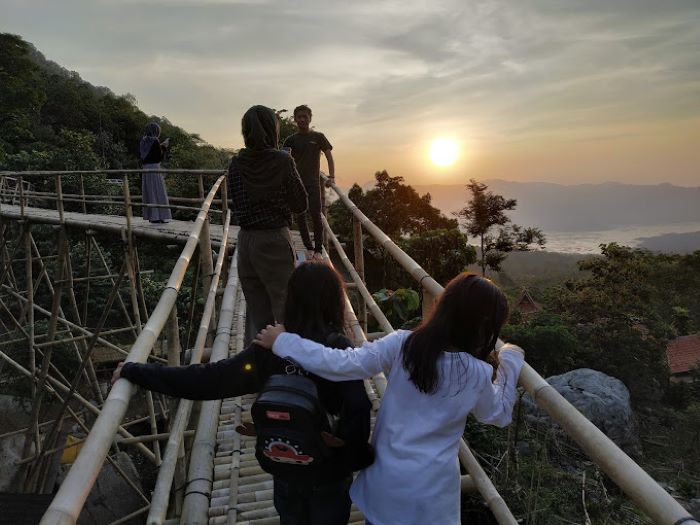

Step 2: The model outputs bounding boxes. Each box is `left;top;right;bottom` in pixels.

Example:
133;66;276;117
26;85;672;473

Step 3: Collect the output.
2;0;699;187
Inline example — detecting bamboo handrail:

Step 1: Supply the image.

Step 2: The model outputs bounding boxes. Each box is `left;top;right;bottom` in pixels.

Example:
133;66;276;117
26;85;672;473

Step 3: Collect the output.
146;209;231;525
324;175;699;525
180;245;240;524
39;176;225;525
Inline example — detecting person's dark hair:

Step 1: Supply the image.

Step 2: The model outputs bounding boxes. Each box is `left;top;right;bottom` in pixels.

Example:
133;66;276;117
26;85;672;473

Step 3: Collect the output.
284;261;346;343
293;105;312;118
241;105;279;150
401;273;508;394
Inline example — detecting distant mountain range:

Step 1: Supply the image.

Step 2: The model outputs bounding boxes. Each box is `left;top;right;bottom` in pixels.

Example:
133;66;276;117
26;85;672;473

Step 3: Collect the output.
410;180;700;233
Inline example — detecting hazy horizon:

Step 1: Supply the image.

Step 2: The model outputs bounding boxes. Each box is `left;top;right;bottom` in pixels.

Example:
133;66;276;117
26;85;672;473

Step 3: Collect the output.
2;0;699;187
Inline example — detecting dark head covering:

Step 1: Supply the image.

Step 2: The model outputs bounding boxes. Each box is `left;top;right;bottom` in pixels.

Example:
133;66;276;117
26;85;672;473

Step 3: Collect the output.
235;106;291;201
140;122;161;160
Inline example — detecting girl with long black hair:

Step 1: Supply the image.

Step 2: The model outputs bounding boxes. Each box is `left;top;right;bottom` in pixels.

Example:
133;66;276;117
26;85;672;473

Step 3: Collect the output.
113;261;373;524
255;272;525;525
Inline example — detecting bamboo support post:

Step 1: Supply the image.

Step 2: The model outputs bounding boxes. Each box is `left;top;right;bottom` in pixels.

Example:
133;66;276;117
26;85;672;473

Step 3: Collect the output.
39;176;224;525
352;215;368;332
78;175;87;215
165;305;181;366
55;174;65;223
198;215;216;346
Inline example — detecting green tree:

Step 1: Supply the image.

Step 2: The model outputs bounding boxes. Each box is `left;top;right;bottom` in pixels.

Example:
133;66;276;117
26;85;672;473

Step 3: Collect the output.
0;34;45;150
552;244;674;400
398;228;476;286
328;171;461;289
457;179;545;275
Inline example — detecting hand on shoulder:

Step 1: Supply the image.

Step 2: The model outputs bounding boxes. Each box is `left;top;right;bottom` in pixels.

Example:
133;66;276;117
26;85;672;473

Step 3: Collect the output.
254;323;286;349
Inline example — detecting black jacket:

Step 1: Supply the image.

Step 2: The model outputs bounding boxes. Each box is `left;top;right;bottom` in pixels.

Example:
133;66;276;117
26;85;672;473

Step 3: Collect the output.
120;332;373;480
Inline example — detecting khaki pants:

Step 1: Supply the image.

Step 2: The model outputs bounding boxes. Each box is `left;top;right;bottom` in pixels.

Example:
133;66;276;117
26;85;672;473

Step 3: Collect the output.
237;227;295;345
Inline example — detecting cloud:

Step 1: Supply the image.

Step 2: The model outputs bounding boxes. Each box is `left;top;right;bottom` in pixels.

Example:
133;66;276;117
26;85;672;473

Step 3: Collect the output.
1;0;699;183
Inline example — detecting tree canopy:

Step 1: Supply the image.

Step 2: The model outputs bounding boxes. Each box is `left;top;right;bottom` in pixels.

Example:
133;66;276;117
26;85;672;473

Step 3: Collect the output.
457;179;546;275
0;33;232;172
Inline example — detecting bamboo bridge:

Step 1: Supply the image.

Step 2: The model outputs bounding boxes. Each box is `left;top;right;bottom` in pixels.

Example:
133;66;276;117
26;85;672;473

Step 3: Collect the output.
0;171;696;525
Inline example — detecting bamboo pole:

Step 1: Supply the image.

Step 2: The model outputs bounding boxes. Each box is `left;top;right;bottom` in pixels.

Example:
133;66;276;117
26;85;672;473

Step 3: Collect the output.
55;174;64;223
40;176;224;525
81;231;92;324
352;215;367;333
146;210;230;525
90;235;139;339
165;305;181;366
198;216;216;346
181;235;239;524
322;217;392;335
225;291;246;525
114;431;196;446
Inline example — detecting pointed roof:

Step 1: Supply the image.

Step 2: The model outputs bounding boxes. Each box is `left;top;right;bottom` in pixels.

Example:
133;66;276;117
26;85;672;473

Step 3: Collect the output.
515;289;541;315
666;334;700;375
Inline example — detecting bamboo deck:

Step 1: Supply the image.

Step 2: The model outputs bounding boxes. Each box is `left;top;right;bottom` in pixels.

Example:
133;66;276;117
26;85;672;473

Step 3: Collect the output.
0;204;307;249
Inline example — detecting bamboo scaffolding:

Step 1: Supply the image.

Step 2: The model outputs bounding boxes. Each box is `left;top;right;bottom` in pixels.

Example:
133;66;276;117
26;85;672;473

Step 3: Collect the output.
325;176;699;525
26;260;129;489
0;285;167;364
181;239;239;525
146;210;230;525
0;347;156;463
39;175;224;525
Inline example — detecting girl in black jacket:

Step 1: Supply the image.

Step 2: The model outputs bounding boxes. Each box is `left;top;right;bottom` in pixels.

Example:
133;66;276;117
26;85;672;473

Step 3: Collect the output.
113;261;373;525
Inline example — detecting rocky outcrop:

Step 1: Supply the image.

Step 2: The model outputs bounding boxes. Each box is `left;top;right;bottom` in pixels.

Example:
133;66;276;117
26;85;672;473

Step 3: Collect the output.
62;451;145;525
521;368;641;457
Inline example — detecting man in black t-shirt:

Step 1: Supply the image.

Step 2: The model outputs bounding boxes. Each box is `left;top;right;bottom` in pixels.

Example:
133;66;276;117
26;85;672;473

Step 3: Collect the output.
283;105;335;259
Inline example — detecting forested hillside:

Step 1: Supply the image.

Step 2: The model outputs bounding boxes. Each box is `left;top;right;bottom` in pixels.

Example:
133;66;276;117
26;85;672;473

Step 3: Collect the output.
0;33;231;172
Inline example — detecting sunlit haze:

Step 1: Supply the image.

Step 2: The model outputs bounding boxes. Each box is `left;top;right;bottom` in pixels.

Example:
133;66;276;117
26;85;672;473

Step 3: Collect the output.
429;138;459;168
2;0;699;186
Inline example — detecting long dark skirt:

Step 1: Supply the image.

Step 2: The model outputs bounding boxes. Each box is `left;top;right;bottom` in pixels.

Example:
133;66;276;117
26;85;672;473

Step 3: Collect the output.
142;164;172;222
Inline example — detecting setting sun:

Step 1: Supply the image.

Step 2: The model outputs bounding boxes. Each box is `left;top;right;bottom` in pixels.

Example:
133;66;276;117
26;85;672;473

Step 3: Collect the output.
429;138;459;167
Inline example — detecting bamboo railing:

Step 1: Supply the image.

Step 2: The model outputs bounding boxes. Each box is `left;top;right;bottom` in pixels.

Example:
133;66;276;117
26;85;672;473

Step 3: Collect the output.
38;176;225;525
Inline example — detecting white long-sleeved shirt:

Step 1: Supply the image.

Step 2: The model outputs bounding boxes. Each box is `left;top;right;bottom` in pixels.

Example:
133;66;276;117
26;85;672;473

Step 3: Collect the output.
272;330;525;525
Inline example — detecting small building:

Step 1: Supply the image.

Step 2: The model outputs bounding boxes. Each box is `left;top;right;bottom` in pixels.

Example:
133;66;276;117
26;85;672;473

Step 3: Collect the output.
666;334;700;383
514;289;541;318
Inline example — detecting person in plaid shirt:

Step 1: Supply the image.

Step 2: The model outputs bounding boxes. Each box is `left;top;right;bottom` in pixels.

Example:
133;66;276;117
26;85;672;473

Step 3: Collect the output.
228;105;308;343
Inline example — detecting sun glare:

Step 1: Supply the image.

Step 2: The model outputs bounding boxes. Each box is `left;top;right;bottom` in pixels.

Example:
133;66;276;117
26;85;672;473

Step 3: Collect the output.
429;138;459;167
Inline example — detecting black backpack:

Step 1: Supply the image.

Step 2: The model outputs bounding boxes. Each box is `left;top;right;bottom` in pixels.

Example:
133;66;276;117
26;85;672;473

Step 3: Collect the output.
251;363;334;481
